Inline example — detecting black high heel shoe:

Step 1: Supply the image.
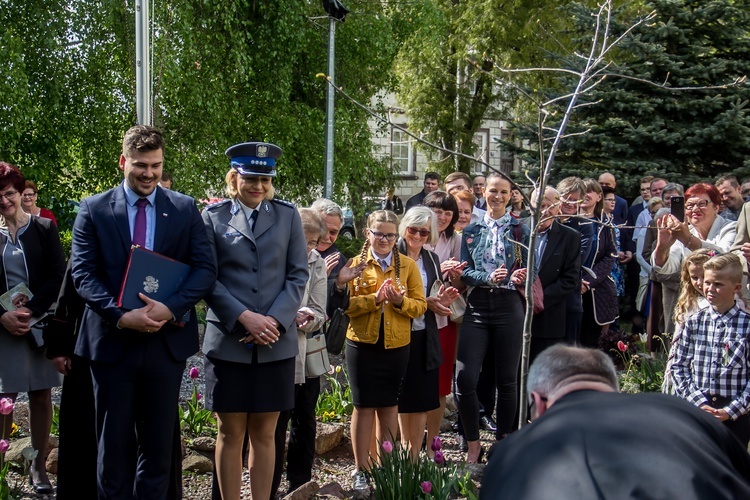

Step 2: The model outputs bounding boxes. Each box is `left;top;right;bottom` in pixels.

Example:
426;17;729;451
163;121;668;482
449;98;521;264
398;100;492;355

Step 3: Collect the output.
29;467;54;495
467;446;485;464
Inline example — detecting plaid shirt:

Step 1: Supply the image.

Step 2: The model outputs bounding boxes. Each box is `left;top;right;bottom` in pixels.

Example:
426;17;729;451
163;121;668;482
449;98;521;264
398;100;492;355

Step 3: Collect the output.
672;304;750;419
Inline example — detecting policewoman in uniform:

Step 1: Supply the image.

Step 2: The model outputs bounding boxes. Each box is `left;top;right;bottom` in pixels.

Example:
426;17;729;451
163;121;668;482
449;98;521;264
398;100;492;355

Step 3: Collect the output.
202;142;308;500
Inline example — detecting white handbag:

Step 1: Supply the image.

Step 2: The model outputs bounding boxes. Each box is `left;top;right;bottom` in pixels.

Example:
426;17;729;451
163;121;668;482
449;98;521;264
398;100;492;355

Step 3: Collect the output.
305;333;330;378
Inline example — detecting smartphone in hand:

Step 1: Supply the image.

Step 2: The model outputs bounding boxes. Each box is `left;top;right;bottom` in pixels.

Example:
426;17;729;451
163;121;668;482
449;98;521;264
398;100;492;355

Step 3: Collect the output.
671;196;685;222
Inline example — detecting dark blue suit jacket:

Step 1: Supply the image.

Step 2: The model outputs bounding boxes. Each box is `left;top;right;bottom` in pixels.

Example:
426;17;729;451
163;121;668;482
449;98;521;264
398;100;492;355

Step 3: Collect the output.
71;183;216;363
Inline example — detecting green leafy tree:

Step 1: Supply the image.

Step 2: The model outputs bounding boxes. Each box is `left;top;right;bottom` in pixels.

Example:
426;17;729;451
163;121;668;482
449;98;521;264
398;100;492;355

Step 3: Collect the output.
509;0;750;196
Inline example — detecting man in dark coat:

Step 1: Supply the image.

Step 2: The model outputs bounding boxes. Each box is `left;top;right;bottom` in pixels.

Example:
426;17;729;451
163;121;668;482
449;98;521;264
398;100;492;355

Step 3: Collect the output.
528;187;581;363
405;171;440;212
482;345;750;500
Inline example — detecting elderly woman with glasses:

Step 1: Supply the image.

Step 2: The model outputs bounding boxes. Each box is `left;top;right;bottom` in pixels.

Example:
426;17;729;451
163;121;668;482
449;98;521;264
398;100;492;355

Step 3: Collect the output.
21;180;57;226
652;183;737;276
396;207;459;460
0;162;65;494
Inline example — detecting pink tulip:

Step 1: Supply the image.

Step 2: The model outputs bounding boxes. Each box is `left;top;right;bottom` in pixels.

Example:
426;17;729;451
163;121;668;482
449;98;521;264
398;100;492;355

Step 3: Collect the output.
197;393;202;402
421;481;432;494
189;367;200;379
617;341;628;352
431;436;442;452
0;440;8;453
0;398;13;416
381;440;393;454
434;450;444;464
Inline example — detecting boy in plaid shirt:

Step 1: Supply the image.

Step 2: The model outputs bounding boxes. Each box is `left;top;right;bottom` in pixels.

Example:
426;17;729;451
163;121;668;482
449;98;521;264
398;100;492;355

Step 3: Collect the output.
672;253;750;446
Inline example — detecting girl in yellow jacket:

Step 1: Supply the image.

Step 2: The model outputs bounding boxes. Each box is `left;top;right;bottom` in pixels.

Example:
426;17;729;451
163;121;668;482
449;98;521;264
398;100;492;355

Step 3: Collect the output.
342;210;427;489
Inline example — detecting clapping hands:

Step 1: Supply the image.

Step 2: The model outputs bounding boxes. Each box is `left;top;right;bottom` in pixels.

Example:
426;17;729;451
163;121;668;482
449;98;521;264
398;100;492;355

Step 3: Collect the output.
376;278;405;306
427;283;460;316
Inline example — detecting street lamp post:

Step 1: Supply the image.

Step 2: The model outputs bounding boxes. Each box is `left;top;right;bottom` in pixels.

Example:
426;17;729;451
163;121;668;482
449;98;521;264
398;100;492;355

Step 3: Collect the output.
321;0;348;199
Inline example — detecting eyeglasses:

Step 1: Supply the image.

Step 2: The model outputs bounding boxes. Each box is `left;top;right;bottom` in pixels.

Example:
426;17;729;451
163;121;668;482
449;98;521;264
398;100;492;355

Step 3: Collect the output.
22;192;36;198
0;190;18;201
604;198;616;203
685;200;711;210
743;189;750;197
306;240;320;249
406;227;430;237
369;230;398;242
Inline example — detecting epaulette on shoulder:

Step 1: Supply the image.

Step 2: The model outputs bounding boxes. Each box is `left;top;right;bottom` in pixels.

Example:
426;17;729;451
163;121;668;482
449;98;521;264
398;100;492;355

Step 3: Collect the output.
205;199;231;210
271;198;296;209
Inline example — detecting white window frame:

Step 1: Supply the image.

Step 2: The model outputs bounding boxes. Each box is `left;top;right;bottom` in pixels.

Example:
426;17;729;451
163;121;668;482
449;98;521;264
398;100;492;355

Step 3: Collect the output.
391;126;414;176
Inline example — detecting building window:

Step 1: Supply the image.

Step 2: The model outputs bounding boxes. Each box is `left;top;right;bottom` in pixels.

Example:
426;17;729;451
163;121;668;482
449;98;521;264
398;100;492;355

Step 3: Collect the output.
472;130;489;174
500;128;514;174
391;127;414;175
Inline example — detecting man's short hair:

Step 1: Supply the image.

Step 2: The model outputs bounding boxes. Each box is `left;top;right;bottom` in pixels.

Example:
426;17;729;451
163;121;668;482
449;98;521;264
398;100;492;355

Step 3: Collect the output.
530;186;559;208
122;125;164;157
650;177;667;188
639;175;655;185
161;172;173;183
704;253;744;285
528;345;619;399
715;175;740;188
311;198;344;222
444;171;472;190
424;171;440;182
661;183;684;197
556;176;585;197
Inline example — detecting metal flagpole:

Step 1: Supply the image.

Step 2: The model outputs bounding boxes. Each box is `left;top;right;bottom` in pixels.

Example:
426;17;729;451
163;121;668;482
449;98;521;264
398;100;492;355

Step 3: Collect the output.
135;0;152;126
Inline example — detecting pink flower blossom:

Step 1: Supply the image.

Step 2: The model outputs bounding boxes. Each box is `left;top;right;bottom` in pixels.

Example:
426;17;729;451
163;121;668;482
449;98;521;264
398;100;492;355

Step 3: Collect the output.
381;440;393;454
0;398;13;416
197;393;202;402
434;450;444;464
0;440;8;453
421;481;432;494
617;341;628;352
431;436;442;452
189;367;200;379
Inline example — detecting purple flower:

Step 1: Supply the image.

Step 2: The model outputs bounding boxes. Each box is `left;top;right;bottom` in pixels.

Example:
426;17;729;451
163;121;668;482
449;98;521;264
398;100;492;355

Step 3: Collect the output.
0;398;13;416
434;450;444;464
431;436;442;452
189;367;200;379
0;439;8;453
420;481;432;494
197;393;202;402
381;440;393;454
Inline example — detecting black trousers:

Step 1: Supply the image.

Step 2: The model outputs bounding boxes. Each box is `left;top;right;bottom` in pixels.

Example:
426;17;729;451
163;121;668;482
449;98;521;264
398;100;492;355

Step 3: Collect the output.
270;377;322;497
456;288;523;440
57;355;183;500
90;336;184;500
707;394;750;447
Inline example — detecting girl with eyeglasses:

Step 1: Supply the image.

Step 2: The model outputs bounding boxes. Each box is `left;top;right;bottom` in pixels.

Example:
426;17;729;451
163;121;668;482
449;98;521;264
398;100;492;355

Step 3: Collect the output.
342;210;427;489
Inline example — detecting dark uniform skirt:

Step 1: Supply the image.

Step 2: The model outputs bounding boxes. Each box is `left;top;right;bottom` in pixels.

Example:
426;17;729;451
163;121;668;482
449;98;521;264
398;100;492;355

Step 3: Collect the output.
398;328;439;413
347;318;409;408
204;350;295;413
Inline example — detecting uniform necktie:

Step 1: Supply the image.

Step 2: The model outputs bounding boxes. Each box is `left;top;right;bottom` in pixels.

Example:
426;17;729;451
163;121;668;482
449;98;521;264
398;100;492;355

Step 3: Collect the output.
250;210;258;233
378;259;388;272
133;198;149;247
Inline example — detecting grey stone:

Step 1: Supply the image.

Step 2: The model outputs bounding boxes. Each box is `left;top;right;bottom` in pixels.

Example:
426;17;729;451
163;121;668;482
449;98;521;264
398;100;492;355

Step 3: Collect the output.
190;436;216;452
5;436;32;465
317;482;346;498
445;394;457;412
315;422;345;455
282;480;319;500
182;453;214;473
440;418;453;432
46;447;59;475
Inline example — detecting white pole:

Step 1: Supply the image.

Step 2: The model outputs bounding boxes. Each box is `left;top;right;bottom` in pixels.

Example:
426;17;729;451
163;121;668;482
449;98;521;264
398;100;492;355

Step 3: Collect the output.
323;16;336;199
135;0;151;126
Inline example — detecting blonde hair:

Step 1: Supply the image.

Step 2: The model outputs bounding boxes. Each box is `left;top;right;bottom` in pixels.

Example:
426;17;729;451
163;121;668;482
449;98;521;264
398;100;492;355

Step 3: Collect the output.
225;169;275;200
298;207;326;237
704;253;744;285
356;210;402;291
674;249;713;325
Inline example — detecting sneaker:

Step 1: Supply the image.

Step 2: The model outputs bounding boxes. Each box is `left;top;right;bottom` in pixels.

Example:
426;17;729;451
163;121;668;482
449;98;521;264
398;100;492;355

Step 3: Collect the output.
352;471;369;491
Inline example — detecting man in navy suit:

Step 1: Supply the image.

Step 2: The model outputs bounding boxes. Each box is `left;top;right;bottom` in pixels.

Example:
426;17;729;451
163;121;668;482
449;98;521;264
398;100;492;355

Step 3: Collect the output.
71;125;216;498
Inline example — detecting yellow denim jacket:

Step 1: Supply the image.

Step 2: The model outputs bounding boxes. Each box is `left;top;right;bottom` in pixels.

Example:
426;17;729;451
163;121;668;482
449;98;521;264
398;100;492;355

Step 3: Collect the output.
345;251;427;349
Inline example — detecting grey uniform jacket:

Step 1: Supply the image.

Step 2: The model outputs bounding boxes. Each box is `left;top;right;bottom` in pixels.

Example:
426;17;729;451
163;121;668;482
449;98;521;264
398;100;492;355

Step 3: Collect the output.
202;198;309;364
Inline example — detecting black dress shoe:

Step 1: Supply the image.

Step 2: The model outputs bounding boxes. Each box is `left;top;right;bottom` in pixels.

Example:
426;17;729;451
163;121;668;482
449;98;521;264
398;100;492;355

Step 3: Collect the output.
29;468;54;495
480;414;498;432
458;435;468;452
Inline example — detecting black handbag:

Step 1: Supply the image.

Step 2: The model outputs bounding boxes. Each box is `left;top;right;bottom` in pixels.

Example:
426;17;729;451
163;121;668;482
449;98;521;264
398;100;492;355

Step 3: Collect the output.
325;307;349;355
